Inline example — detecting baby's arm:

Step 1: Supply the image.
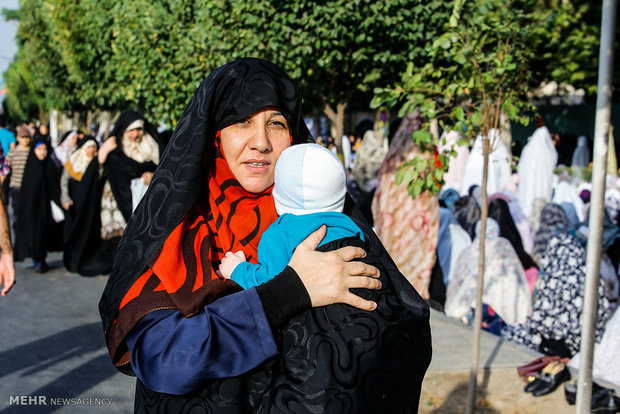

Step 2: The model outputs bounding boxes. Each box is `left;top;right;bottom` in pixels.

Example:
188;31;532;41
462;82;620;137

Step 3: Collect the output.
217;251;247;279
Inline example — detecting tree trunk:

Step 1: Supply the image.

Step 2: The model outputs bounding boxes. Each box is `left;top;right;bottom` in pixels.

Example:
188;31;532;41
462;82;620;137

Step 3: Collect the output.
466;134;490;414
430;118;440;140
98;111;113;140
86;110;95;134
72;112;80;129
60;113;73;137
38;108;49;126
500;112;512;157
324;102;347;154
49;109;59;147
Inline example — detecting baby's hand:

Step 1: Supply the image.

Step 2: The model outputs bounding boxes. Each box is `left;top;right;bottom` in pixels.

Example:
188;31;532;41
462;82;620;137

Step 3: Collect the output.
217;251;247;279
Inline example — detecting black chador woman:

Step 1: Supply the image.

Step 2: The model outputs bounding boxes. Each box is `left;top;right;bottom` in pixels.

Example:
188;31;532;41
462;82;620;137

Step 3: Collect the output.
64;112;163;276
99;59;431;413
14;141;63;272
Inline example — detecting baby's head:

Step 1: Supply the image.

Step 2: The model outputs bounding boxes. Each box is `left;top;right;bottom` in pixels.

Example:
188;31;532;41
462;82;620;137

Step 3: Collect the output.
272;143;346;215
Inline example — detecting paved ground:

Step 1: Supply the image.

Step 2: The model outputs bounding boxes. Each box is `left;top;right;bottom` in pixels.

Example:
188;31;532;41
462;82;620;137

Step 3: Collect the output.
0;253;134;413
0;252;616;413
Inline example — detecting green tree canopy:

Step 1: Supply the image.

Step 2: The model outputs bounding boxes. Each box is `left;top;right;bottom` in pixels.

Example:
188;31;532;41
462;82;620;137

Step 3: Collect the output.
2;0;616;129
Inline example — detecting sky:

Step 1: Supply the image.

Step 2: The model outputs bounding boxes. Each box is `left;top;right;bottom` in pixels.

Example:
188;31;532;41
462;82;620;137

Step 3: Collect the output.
0;0;19;89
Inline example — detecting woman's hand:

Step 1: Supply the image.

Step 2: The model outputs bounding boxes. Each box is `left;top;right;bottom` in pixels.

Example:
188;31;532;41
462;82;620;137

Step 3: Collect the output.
289;225;381;311
62;200;73;210
141;172;154;185
0;252;15;296
98;136;117;164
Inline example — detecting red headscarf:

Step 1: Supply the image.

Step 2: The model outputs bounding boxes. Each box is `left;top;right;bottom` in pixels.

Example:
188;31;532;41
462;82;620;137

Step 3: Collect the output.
110;135;279;366
101;58;312;370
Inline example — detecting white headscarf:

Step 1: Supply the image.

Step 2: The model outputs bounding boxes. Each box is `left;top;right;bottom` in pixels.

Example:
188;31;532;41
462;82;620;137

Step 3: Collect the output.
517;126;558;216
121;129;160;164
461;129;511;196
552;181;585;222
341;135;352;170
439;130;470;194
445;218;532;326
351;130;387;191
67;140;97;175
54;131;78;164
571;136;590;168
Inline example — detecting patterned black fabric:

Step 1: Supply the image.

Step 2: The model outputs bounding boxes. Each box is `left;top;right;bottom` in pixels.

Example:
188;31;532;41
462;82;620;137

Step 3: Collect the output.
531;203;569;266
133;202;431;413
502;230;612;356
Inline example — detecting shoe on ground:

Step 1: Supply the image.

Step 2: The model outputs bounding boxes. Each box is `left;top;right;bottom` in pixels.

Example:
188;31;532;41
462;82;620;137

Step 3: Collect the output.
532;363;571;397
34;262;48;273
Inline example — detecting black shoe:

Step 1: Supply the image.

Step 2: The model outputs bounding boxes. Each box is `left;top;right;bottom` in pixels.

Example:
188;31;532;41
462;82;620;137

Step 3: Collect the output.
532;363;571;397
590;389;619;414
565;382;577;405
34;262;48;273
526;361;560;393
524;374;542;393
565;381;613;407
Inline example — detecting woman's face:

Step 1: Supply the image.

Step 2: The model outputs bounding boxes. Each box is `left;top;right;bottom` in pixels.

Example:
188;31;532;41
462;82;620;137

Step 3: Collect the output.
220;108;291;194
34;144;48;160
84;144;97;158
126;127;143;142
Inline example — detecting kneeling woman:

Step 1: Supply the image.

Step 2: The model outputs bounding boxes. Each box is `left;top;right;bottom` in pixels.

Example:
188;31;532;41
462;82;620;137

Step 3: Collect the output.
99;58;431;413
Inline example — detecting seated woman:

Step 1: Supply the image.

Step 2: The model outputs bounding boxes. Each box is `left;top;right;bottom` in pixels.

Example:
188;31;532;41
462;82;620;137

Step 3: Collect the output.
531;203;570;267
502;228;612;356
445;218;532;326
64;112;163;276
99;58;432;413
488;198;537;272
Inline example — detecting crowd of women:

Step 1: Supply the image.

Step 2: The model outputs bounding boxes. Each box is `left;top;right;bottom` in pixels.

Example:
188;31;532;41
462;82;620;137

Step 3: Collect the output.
364;114;620;392
0;111;165;277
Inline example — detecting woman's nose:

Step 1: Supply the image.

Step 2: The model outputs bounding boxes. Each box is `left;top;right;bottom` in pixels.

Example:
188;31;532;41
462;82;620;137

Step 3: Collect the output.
248;126;272;152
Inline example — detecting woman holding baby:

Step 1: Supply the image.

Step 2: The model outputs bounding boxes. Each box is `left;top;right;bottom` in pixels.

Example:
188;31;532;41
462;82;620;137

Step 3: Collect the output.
99;58;431;413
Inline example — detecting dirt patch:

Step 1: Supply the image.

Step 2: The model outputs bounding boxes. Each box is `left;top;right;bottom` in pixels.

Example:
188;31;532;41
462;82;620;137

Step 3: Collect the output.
419;369;574;413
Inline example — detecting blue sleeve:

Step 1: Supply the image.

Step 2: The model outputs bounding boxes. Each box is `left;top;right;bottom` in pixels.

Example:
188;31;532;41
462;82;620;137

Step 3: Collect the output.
230;226;295;289
230;261;272;289
126;287;278;395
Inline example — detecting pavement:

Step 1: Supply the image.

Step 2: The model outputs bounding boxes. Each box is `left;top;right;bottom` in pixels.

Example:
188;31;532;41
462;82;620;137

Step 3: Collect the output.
0;253;134;413
0;252;616;413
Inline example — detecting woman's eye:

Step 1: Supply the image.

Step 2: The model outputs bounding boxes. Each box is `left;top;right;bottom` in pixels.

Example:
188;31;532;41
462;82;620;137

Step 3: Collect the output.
269;120;288;129
236;119;251;127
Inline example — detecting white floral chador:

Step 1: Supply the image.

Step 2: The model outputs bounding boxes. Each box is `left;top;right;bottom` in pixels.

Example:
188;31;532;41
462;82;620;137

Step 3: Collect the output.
445;218;532;326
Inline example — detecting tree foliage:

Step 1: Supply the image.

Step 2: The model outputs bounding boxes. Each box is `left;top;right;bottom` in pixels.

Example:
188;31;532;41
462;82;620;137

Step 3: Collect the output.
2;0;615;130
372;0;552;199
3;0;452;134
528;0;620;97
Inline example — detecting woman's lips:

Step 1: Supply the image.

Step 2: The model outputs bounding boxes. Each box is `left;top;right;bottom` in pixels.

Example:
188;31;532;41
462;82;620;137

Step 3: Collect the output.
243;160;270;171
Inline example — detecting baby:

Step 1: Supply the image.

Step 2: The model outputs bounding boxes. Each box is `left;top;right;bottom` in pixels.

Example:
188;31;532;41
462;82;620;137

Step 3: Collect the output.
218;143;364;289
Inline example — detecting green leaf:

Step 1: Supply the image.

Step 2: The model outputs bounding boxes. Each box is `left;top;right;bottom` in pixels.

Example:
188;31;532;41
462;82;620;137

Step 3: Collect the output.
455;106;465;121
